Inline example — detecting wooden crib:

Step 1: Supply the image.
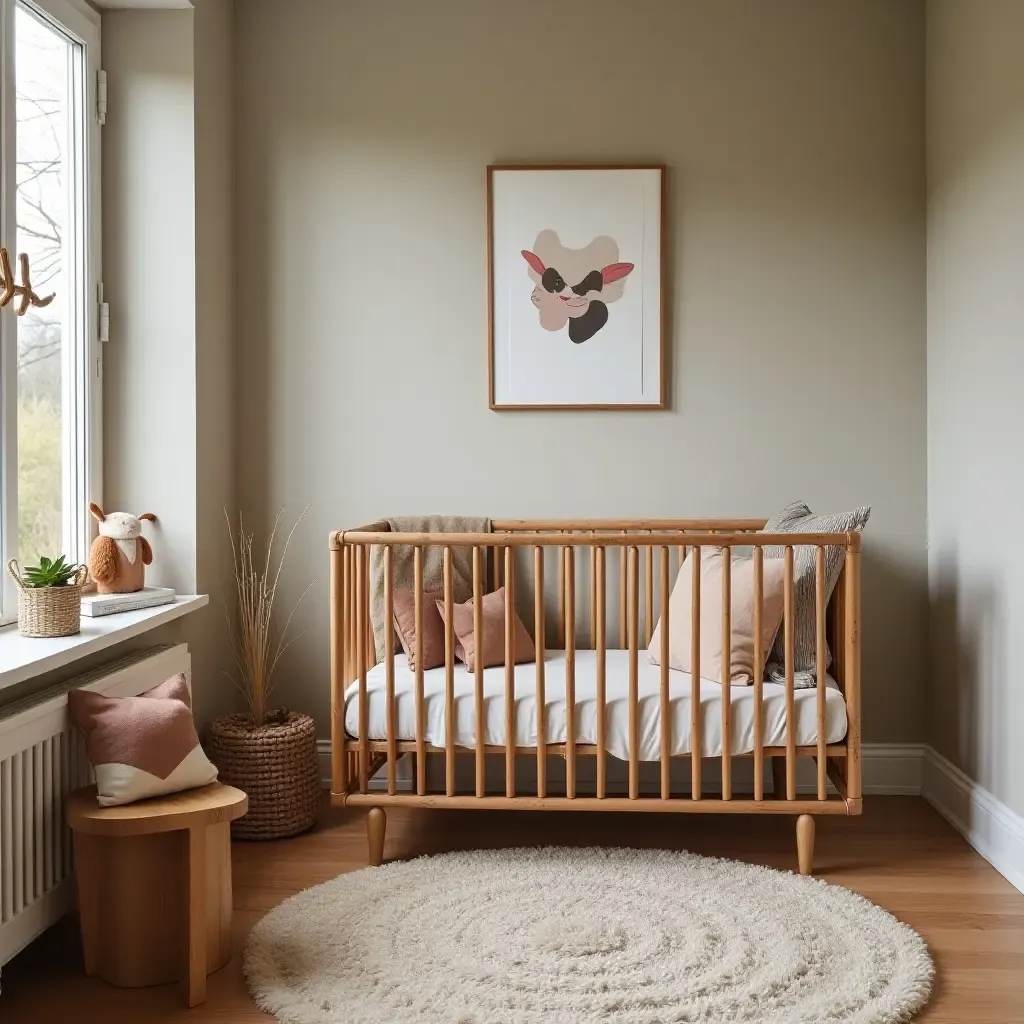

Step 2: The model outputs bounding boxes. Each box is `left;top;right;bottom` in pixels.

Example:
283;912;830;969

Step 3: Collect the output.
329;519;861;875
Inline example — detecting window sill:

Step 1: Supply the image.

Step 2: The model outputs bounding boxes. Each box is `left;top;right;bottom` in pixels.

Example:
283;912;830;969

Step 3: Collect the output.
0;595;209;693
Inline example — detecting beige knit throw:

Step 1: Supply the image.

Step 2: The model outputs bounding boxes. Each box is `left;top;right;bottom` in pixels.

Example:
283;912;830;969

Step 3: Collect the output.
369;516;491;661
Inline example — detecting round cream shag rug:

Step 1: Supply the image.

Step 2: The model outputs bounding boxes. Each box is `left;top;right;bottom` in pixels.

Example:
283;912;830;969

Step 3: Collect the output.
244;847;933;1024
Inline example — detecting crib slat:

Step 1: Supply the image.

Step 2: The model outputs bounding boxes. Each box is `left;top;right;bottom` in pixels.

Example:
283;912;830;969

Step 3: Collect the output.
619;531;627;647
473;546;485;798
534;546;546;798
645;542;654;647
589;540;597;650
384;547;397;795
362;547;373;675
845;541;862;801
415;546;426;795
505;546;516;797
557;540;565;650
494;544;503;590
444;546;456;797
816;546;828;801
357;546;368;794
721;548;732;801
628;546;639;800
331;546;347;796
565;546;576;799
596;546;607;799
367;548;376;671
784;545;796;801
343;542;352;689
753;546;765;801
659;547;670;799
346;544;358;790
690;546;702;799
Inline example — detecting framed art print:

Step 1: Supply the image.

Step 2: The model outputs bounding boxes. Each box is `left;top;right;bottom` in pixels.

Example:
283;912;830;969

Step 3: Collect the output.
487;164;665;410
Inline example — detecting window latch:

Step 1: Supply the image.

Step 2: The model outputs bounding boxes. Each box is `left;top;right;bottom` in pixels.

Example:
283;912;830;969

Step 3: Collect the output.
98;282;110;343
97;70;107;125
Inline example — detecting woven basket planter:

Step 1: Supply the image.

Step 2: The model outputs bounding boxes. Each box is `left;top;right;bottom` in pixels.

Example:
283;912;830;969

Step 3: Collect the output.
7;561;88;638
207;710;320;840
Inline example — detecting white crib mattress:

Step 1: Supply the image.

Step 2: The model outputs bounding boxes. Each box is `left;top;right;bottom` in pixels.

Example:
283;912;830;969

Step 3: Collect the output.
343;650;848;762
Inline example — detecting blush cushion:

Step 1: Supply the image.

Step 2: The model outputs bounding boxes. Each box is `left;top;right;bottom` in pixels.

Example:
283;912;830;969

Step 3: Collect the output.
647;550;787;686
392;587;447;671
436;586;535;672
67;674;218;807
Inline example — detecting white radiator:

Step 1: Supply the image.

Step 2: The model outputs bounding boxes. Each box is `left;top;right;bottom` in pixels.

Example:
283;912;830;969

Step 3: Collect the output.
0;643;191;967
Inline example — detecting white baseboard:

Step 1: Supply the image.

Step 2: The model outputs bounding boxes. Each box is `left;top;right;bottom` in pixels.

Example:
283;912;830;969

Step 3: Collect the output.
317;741;924;796
859;743;926;795
921;747;1024;896
318;741;414;792
317;739;1024;893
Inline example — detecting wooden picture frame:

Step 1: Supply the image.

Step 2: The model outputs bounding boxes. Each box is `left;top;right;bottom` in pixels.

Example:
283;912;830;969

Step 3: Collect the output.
487;164;667;411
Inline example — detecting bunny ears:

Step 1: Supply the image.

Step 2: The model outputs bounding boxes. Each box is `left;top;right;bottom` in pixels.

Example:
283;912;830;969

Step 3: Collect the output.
89;502;157;523
521;250;634;286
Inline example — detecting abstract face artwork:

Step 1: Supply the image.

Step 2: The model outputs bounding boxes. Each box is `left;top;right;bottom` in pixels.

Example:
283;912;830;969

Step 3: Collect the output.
521;230;634;344
488;165;664;409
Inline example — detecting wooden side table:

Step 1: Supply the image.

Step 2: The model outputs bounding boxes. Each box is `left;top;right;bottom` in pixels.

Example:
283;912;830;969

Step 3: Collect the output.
67;782;248;1007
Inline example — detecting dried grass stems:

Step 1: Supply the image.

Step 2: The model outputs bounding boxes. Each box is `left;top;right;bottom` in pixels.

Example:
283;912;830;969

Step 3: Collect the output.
224;505;315;727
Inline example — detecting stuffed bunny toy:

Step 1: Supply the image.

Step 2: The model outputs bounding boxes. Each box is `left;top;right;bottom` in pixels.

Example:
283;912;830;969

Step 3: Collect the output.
87;503;157;594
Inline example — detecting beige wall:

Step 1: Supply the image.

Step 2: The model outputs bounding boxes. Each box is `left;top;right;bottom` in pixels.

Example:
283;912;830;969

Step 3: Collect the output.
102;7;196;594
233;0;927;741
191;0;237;726
926;0;1024;815
102;1;235;728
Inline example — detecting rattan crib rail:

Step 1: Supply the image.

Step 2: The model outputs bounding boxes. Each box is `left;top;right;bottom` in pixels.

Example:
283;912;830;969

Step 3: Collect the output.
328;519;861;817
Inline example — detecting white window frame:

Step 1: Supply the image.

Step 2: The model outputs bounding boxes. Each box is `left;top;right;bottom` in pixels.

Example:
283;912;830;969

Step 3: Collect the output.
0;0;100;623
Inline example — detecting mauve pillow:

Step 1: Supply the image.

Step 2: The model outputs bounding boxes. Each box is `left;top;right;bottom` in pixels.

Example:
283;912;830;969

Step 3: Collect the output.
67;674;218;807
436;587;535;672
392;588;446;670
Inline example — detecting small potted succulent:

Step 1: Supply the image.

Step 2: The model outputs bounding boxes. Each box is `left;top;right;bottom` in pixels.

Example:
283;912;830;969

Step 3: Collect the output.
8;555;89;637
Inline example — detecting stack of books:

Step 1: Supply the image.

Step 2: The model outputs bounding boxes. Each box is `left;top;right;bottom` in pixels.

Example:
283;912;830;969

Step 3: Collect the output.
81;587;176;618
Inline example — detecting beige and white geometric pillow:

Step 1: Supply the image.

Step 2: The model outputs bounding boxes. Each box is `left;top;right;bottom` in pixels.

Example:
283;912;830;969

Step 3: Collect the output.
68;674;218;807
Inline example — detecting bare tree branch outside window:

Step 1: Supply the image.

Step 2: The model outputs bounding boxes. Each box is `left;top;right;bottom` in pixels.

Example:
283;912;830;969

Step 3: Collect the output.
16;8;69;564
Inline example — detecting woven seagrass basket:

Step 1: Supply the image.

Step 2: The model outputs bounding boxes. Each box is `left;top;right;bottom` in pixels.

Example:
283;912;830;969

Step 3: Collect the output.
206;710;320;840
7;561;88;638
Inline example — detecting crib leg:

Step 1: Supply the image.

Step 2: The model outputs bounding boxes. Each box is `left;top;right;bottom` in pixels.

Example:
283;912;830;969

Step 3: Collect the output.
796;814;815;875
367;807;386;867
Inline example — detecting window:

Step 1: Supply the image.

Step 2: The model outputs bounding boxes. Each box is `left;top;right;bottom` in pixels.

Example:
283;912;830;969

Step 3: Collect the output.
0;0;99;622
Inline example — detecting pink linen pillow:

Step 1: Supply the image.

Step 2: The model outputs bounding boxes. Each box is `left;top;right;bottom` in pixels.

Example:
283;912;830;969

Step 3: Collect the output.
392;587;447;670
436;586;535;672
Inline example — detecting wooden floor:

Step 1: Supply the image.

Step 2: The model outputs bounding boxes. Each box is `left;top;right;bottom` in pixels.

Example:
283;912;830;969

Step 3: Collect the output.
2;796;1022;1023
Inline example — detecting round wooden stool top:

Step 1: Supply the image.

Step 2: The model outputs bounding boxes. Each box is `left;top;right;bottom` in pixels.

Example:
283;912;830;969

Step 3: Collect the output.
67;782;248;835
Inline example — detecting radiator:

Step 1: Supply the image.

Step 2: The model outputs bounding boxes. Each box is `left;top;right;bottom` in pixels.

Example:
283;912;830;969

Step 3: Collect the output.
0;643;191;967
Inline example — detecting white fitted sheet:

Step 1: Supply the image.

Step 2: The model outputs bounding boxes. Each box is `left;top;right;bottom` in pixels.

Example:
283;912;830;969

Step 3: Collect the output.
343;650;848;761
